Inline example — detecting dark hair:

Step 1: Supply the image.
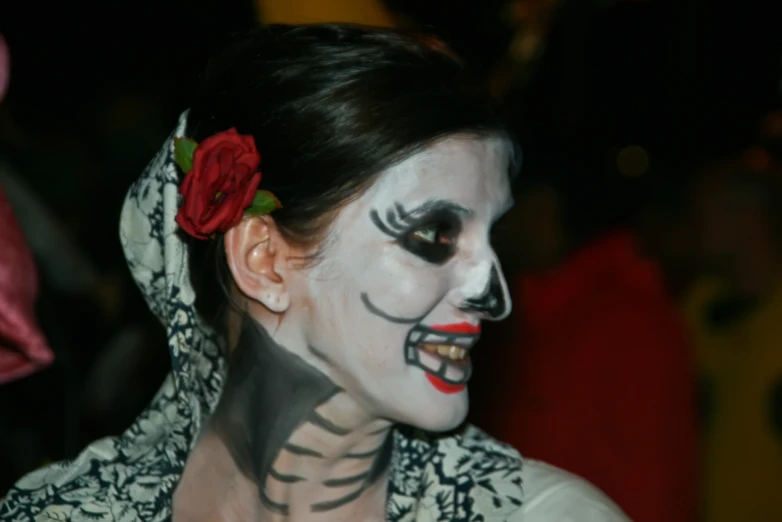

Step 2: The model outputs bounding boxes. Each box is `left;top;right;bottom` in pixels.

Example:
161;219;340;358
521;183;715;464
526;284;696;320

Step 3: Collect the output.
185;24;519;332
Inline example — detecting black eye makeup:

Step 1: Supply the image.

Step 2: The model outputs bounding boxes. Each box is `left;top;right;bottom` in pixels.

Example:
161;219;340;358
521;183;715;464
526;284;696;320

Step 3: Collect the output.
370;200;468;265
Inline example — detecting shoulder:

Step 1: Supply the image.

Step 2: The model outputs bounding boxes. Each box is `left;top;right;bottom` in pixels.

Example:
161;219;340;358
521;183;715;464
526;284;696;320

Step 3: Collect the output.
393;424;523;521
513;459;631;521
416;426;628;521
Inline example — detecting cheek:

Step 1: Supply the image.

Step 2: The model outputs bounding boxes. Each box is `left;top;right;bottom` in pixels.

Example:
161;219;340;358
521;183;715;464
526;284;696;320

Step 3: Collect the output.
355;337;399;372
328;298;413;384
363;257;449;317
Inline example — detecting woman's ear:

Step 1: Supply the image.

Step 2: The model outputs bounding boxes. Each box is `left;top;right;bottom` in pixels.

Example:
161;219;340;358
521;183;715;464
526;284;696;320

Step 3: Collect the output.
224;216;290;313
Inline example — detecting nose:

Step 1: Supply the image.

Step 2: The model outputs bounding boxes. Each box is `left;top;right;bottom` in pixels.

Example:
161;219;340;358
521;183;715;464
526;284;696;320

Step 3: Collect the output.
461;264;511;320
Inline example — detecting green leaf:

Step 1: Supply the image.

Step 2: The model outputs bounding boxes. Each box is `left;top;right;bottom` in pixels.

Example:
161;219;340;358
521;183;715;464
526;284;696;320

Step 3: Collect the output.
246;190;283;216
174;137;198;174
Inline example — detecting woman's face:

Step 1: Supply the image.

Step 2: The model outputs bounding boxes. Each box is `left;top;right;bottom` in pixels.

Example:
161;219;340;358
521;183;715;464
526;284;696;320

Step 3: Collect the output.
290;136;514;431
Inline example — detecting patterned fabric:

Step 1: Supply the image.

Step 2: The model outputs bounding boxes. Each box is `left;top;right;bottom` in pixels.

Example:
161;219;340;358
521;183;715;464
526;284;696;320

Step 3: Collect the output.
0;112;524;522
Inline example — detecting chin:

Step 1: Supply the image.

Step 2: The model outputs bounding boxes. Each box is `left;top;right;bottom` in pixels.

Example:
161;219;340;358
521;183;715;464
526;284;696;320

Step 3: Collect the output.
401;391;469;432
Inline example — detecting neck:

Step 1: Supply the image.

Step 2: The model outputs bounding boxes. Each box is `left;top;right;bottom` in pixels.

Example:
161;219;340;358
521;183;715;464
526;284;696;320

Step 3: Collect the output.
174;317;392;522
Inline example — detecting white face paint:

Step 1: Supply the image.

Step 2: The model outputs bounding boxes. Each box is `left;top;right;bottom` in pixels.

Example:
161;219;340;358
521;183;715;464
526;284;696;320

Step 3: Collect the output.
288;136;514;431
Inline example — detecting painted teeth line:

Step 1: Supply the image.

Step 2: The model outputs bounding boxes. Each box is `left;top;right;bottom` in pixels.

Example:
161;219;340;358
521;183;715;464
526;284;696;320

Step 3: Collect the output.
409;330;476;346
406;343;420;362
418;343;468;361
405;342;472;385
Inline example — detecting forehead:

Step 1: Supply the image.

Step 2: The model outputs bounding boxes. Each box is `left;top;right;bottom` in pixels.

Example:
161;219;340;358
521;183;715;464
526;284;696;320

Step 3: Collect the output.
359;136;513;216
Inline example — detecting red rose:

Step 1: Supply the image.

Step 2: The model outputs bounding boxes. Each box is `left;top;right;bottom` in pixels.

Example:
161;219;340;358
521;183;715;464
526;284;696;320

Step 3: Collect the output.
175;128;262;240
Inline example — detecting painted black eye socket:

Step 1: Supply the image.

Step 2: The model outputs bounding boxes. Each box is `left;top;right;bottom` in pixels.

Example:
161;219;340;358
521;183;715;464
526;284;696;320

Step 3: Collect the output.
400;218;460;265
369;201;468;265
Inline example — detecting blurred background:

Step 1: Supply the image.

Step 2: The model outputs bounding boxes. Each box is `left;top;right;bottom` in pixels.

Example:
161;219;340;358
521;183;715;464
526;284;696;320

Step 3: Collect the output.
0;1;780;521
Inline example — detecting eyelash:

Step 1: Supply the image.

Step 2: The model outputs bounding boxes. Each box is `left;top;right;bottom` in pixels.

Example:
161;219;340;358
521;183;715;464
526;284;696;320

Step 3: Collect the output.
409;224;454;245
399;218;460;265
369;204;465;265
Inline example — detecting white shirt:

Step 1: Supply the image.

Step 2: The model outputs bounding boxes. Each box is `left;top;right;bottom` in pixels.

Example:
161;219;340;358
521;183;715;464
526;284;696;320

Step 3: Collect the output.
515;459;631;521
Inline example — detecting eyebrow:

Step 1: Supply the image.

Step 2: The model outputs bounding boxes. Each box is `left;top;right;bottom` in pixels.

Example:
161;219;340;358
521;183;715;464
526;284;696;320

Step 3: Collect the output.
397;199;473;220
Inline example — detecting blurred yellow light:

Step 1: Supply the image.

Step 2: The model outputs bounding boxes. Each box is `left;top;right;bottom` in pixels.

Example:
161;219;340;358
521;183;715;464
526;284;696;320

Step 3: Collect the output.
256;0;394;27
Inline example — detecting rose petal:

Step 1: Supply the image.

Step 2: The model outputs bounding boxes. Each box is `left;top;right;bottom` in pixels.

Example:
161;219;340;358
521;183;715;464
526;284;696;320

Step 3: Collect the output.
175;127;264;239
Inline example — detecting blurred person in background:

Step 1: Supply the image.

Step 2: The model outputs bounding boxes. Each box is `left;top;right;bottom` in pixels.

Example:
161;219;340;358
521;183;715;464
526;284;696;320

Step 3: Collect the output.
0;32;54;385
0;31;63;495
681;134;782;522
0;0;263;456
467;2;701;519
0;28;166;493
633;154;703;301
470;135;699;522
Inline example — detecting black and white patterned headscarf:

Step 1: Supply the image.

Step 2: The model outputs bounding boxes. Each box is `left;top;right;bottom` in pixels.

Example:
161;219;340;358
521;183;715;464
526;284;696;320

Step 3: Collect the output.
0;112;524;522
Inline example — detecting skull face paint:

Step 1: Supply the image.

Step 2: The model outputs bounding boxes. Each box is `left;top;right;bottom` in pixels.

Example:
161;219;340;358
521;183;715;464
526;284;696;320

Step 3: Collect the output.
289;136;514;431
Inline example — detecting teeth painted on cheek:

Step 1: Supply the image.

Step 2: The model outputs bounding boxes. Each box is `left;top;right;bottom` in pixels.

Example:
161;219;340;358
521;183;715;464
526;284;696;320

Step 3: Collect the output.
444;363;467;382
409;331;424;344
416;349;467;381
406;343;419;363
417;349;443;374
423;334;448;344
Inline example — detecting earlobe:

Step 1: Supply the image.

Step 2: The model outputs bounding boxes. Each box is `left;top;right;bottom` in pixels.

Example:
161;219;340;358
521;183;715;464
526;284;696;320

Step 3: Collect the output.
224;216;290;313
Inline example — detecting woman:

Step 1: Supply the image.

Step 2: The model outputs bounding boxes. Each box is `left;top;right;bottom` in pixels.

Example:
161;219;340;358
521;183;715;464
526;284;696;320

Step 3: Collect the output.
0;25;627;521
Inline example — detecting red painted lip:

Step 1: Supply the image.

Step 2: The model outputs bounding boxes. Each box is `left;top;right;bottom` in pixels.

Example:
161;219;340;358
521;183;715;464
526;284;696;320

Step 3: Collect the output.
429;322;481;335
425;373;466;395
